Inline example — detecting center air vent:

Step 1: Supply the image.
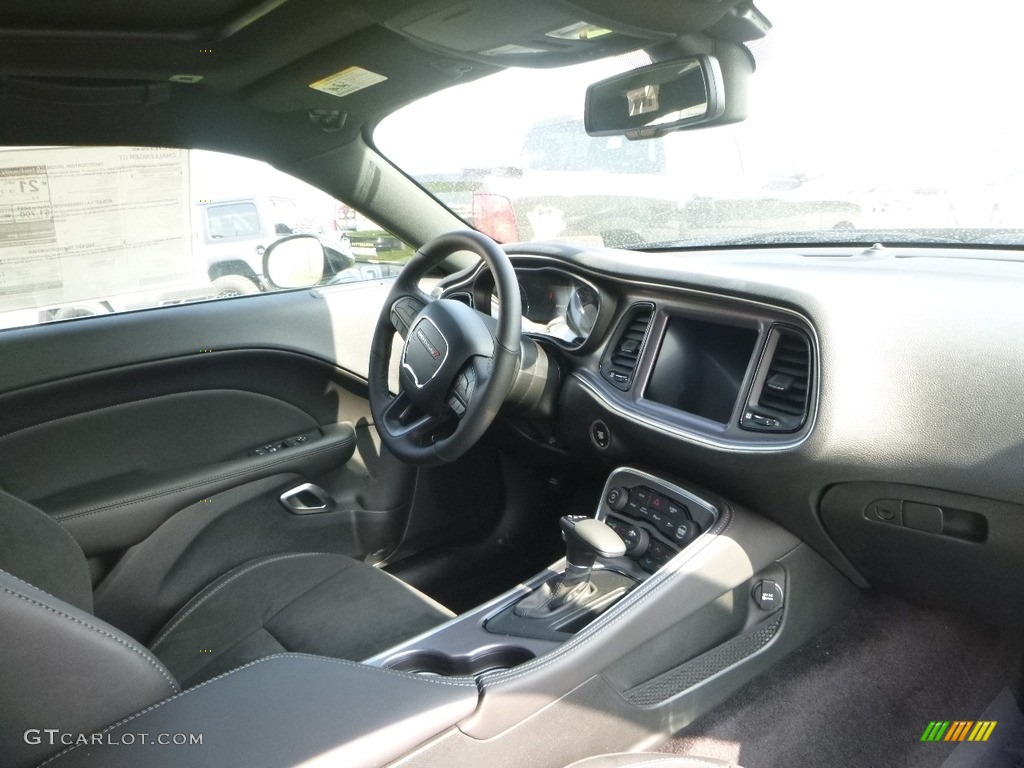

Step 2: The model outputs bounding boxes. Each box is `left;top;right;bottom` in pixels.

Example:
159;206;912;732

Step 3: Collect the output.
601;303;654;391
741;326;812;432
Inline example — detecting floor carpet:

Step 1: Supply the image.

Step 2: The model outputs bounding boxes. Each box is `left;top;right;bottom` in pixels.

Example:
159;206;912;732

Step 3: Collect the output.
661;592;1023;768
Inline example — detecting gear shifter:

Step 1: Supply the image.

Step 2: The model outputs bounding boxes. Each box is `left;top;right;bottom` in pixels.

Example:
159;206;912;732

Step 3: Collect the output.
515;515;626;617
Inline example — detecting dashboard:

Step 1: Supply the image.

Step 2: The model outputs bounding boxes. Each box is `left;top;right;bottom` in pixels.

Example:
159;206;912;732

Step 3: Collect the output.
435;241;1024;626
441;253;816;451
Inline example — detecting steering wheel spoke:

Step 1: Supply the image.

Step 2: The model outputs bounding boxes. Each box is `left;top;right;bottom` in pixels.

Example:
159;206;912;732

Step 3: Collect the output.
382;390;456;442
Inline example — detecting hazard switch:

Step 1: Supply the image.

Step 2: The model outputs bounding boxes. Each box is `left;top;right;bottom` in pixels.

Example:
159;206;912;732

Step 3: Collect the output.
752;579;784;611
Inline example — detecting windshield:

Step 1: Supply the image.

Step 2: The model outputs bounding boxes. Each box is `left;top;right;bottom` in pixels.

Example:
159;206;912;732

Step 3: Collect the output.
375;0;1024;250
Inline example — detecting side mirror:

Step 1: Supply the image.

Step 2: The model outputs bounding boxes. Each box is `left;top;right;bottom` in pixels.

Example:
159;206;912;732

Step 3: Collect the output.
584;55;725;139
262;234;328;289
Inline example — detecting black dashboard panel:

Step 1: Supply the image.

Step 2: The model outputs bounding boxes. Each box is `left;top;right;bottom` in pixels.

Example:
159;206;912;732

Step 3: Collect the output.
445;253;819;450
439;240;1024;623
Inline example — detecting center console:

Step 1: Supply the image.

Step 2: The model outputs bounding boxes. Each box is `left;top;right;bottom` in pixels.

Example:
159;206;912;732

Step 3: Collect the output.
365;467;719;675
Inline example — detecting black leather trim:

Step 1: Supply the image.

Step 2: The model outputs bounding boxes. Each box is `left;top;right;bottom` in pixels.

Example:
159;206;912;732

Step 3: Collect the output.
38;653;478;768
0;571;178;768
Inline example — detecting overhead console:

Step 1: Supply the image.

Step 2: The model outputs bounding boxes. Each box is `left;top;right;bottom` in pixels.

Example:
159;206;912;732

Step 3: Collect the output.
384;0;768;68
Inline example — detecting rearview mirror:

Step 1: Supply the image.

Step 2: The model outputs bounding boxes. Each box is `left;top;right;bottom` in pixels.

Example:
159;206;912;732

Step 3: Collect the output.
263;234;327;289
584;55;725;139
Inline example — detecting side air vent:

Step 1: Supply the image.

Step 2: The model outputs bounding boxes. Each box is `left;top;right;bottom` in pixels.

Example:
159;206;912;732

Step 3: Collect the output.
601;303;654;391
741;326;813;433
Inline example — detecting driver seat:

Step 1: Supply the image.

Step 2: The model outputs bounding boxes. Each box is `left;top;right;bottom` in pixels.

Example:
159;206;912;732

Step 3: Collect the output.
0;489;452;764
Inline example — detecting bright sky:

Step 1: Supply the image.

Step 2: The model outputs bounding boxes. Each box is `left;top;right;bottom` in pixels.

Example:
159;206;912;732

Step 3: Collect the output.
376;0;1024;190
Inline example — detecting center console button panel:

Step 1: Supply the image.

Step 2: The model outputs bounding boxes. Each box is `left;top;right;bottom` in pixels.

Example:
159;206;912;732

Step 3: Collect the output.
601;471;718;577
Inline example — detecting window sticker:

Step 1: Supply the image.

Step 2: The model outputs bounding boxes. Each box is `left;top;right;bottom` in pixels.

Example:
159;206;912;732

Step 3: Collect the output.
309;66;387;99
0;147;192;310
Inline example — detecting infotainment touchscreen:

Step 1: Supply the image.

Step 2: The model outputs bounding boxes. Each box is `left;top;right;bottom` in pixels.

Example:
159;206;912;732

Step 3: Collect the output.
644;316;758;423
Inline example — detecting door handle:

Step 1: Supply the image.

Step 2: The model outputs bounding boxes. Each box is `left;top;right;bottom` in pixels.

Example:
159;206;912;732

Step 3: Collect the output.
279;483;335;514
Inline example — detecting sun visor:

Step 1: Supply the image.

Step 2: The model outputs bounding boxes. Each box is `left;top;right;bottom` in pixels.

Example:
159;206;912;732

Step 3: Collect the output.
244;26;498;113
382;0;744;68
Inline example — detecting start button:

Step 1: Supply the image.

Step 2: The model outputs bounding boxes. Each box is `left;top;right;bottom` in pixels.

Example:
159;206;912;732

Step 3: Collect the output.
591;420;611;449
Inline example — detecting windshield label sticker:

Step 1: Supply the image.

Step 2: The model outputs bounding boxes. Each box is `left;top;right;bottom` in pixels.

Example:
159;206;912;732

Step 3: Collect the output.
309;66;387;99
0;147;192;310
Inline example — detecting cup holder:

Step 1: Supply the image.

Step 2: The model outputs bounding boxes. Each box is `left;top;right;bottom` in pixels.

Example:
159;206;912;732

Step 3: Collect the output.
384;645;535;677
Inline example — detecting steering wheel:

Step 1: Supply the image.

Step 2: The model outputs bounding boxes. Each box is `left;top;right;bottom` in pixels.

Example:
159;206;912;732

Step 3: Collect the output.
368;230;522;465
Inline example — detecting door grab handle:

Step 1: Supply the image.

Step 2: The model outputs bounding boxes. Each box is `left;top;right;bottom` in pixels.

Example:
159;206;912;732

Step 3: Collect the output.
279;483;335;514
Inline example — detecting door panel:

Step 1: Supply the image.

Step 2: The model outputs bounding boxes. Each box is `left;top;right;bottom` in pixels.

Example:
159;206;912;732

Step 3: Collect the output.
43;423;355;555
0;283;413;558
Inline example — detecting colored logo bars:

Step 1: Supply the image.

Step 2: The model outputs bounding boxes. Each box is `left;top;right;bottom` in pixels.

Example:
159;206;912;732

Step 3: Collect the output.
920;721;997;743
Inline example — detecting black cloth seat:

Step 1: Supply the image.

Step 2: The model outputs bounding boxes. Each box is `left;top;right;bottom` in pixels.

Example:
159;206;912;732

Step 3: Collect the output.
0;489;452;687
148;549;452;687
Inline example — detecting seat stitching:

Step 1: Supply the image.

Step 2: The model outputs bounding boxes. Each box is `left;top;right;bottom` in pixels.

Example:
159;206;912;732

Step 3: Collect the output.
36;653;476;767
150;552;336;649
0;584;178;695
53;438;350;522
1;567;61;594
177;624;289;688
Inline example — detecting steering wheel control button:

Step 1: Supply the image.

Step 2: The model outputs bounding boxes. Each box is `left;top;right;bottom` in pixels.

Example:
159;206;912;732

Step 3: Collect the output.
752;579;784;611
390;297;423;337
606;487;628;511
446;395;466;416
591;420;611;449
455;369;476;401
